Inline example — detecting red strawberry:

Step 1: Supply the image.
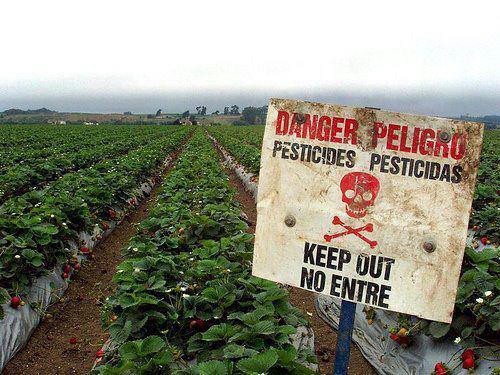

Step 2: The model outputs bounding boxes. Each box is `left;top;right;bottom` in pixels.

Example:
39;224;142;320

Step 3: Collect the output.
472;225;479;231
80;247;90;253
62;273;69;279
480;236;488;245
108;209;116;219
189;319;207;331
63;264;72;273
397;335;410;346
74;264;81;271
102;221;109;231
389;333;399;342
97;234;102;241
96;349;105;358
10;296;21;308
462;356;475;369
461;348;476;361
69;337;78;345
435;362;447;375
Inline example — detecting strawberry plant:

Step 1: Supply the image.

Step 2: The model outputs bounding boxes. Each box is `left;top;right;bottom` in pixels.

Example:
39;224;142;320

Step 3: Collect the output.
96;131;316;374
0;126;190;306
208;126;263;174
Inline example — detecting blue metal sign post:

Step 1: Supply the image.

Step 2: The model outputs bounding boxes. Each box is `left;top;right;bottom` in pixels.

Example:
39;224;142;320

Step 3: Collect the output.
333;300;357;375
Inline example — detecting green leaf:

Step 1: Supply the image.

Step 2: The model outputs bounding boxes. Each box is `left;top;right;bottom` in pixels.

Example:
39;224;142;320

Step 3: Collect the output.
251;320;276;335
109;320;132;343
223;344;246;359
275;345;298;367
466;247;498;263
490;311;500;331
21;249;44;267
139;336;165;356
461;326;473;338
236;349;279;374
255;288;288;304
197;360;228;375
427;321;451;338
202;323;241;342
0;288;10;304
119;341;140;360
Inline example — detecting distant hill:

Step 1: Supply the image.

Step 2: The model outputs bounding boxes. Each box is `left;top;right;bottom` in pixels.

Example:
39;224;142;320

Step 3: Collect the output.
459;115;500;130
1;108;57;116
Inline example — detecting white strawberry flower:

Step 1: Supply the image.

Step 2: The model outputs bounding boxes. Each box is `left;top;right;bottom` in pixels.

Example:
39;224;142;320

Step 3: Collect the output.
485;291;492;297
454;337;461;344
476;297;484;304
14;255;21;259
182;293;190;299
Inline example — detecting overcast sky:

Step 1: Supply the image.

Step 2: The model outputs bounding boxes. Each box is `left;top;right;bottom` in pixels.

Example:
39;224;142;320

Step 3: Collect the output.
1;0;498;116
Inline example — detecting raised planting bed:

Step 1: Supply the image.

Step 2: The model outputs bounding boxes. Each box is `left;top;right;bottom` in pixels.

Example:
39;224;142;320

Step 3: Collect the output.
0;126;191;370
95;130;317;374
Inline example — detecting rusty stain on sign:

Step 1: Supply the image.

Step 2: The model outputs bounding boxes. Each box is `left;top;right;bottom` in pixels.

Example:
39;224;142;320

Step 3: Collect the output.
253;98;483;323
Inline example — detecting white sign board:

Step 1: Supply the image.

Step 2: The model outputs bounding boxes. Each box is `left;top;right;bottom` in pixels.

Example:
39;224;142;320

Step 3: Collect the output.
253;98;483;323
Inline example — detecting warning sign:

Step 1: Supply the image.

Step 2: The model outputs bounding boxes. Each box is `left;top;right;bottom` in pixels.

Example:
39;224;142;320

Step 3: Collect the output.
253;98;483;323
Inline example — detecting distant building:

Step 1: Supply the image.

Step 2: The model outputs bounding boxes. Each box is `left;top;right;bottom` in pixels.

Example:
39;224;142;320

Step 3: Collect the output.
47;119;67;125
180;118;193;125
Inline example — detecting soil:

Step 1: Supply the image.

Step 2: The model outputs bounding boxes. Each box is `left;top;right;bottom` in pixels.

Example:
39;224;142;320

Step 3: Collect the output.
214;141;377;375
3;153;182;375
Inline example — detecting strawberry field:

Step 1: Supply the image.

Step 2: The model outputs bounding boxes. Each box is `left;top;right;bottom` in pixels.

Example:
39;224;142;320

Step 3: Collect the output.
0;125;190;299
0;123;498;374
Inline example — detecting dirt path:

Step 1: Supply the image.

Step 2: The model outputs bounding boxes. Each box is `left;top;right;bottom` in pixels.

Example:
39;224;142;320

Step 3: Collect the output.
213;140;376;375
3;154;181;375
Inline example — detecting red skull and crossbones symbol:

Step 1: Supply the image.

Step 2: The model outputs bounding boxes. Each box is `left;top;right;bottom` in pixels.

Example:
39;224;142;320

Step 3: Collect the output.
340;172;380;218
324;172;380;249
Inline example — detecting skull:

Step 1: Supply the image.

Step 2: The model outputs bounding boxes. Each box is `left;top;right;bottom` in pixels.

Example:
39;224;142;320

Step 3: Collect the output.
340;172;380;218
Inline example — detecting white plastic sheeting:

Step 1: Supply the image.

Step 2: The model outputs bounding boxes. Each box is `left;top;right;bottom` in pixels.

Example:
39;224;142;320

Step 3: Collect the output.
315;295;497;375
0;159;173;371
207;134;258;199
314;233;497;374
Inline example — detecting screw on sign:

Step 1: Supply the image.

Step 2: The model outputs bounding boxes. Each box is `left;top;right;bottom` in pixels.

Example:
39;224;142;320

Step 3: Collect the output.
253;99;484;375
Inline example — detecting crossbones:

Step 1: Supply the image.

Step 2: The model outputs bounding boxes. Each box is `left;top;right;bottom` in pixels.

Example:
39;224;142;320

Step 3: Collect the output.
323;216;377;249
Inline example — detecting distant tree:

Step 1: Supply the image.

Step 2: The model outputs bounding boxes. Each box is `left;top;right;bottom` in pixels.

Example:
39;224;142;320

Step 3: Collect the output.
173;118;182;125
123;111;132;115
189;114;198;125
241;106;268;125
230;105;240;115
196;106;207;115
223;107;230;115
212;110;220;115
147;114;154;119
182;110;190;118
156;109;162;117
